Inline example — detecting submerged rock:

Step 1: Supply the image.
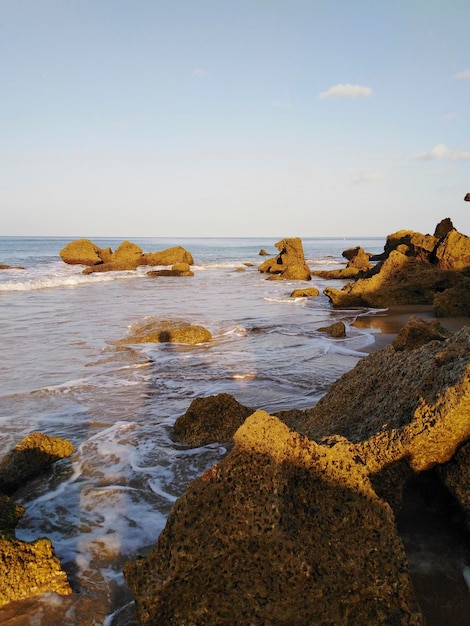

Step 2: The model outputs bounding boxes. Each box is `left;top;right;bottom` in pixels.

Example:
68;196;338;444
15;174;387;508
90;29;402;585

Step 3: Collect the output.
290;287;319;297
318;320;347;338
116;319;212;345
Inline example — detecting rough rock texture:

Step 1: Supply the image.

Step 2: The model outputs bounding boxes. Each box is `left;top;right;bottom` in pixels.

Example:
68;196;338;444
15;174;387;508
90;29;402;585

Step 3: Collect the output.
290;287;319;297
0;433;74;607
0;537;71;607
116;319;212;345
125;412;422;626
318;320;347;337
173;393;254;446
433;229;470;271
0;432;74;496
258;238;311;281
59;238;110;266
433;282;470;317
140;246;194;266
324;250;466;309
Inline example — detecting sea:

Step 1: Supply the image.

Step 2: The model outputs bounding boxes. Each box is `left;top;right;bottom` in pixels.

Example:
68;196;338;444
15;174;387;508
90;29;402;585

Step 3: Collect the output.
0;235;391;625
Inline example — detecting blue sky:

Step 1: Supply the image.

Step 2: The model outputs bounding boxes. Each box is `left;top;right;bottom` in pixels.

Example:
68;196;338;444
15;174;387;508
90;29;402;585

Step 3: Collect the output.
1;0;470;237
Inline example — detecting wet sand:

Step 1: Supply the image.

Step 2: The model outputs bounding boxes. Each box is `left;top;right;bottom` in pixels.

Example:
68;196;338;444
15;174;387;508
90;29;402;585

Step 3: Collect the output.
353;305;470;352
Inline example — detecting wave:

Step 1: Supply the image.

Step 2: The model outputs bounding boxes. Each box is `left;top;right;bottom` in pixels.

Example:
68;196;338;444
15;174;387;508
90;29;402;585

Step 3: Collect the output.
0;270;141;292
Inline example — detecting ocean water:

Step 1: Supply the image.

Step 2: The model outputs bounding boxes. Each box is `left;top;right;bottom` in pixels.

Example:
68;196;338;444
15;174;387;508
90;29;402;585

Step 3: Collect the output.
0;235;386;625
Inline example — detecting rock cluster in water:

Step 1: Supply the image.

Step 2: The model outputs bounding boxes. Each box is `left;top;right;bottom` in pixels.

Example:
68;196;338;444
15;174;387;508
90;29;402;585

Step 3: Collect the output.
59;239;194;273
0;433;74;607
258;237;312;281
321;218;470;316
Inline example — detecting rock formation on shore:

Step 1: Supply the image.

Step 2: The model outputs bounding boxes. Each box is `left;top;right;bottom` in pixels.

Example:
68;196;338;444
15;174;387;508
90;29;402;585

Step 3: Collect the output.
124;317;470;625
0;433;74;606
258;238;312;281
59;239;194;273
323;219;470;316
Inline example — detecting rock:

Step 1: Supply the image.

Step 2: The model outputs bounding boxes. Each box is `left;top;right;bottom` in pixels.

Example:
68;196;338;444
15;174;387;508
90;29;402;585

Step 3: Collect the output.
140;246;194;266
370;230;440;263
290;287;319;297
299;325;470;504
59;238;110;266
324;250;466;309
318;321;347;338
0;432;74;496
0;495;24;538
0;264;25;270
391;316;451;351
311;266;362;279
147;263;194;277
0;536;71;607
173;393;254;446
124;411;422;625
258;248;270;256
116;319;212;345
438;441;470;525
433;281;470;317
464;193;470;201
433;229;470;271
258;238;311;281
343;246;372;271
0;434;73;607
433;217;454;239
109;240;143;268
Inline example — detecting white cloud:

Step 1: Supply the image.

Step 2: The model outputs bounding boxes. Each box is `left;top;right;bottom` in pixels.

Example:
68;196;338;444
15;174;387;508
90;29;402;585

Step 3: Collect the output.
318;83;372;99
272;100;292;110
416;144;470;161
192;68;208;77
453;69;470;79
352;169;383;184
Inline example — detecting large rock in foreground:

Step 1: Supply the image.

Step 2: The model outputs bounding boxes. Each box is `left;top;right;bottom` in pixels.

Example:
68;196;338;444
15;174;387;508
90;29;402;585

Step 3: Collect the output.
125;411;422;625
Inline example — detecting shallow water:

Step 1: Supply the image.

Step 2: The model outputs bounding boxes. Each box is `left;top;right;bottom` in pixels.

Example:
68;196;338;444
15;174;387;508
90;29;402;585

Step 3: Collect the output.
0;235;397;624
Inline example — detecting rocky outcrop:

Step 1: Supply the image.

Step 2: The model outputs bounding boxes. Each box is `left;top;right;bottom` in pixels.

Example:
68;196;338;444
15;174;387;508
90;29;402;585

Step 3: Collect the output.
343;246;372;271
127;318;470;624
258;238;311;281
173;393;254;446
0;433;74;607
0;264;25;270
324;249;468;311
125;411;422;625
60;239;194;272
115;319;212;345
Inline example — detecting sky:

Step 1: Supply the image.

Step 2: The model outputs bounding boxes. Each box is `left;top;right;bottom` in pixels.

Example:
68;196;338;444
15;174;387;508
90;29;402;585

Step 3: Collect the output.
1;0;470;238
